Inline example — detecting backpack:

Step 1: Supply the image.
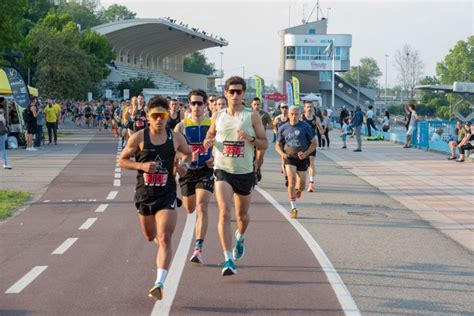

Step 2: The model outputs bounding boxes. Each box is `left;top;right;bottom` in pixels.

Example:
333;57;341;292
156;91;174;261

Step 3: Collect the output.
22;108;32;123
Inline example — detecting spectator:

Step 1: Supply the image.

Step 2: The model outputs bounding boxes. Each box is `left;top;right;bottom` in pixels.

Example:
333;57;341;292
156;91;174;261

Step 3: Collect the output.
0;104;11;169
321;109;331;149
339;106;349;125
382;111;390;132
366;105;378;136
45;99;60;145
35;102;45;147
430;128;444;142
340;118;351;149
351;105;364;152
25;98;38;151
403;103;418;148
455;122;473;163
448;121;466;160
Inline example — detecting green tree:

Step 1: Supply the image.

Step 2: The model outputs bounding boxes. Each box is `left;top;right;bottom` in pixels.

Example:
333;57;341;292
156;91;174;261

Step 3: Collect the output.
436;36;474;84
417;76;448;118
57;2;101;30
341;57;382;89
98;4;136;23
184;51;215;75
116;77;156;98
80;30;114;66
0;0;28;66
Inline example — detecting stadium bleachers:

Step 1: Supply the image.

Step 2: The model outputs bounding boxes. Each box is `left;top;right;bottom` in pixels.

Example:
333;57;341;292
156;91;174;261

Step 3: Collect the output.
106;64;189;91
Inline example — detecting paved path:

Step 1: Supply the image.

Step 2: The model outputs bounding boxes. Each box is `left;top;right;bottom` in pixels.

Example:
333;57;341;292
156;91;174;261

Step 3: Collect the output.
320;131;474;252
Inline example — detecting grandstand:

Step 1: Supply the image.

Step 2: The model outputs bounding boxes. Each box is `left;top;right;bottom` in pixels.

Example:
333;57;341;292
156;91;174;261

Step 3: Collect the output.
91;18;228;98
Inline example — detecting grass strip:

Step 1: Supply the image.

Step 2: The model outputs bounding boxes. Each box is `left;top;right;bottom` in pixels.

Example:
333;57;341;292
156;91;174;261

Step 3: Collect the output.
0;191;31;220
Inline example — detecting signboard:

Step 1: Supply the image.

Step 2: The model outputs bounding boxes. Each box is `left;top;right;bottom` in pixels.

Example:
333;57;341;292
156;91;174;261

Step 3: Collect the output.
105;89;112;99
87;92;93;101
264;92;287;102
3;67;30;110
123;89;130;100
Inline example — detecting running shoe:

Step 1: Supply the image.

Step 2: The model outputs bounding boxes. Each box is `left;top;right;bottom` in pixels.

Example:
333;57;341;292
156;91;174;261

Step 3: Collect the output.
233;230;245;261
290;208;298;219
189;248;203;264
148;282;163;300
221;259;237;276
447;156;457;160
307;182;315;192
296;189;302;199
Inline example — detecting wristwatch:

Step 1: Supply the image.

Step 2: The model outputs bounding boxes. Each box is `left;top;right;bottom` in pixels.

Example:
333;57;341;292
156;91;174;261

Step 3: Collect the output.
249;136;256;142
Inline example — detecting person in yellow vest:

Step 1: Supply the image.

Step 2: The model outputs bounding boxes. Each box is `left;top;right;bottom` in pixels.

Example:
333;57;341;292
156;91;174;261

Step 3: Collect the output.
44;99;61;145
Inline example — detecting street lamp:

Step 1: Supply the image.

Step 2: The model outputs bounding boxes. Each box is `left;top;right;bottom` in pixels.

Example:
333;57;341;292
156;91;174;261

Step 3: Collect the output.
385;54;388;108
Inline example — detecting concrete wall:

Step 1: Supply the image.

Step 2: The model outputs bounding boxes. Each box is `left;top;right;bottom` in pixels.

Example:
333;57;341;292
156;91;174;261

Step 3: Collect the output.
163;70;208;90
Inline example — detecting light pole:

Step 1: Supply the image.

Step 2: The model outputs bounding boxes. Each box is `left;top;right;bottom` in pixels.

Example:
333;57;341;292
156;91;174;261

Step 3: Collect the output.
385;54;388;108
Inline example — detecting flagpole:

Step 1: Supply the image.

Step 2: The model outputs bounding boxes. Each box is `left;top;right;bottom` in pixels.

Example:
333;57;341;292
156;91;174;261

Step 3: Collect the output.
331;38;335;108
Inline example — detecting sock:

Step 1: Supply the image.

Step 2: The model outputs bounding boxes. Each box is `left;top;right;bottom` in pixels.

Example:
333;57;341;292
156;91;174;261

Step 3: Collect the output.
224;251;233;261
235;231;244;241
195;239;204;250
309;176;314;183
156;268;168;285
290;198;297;209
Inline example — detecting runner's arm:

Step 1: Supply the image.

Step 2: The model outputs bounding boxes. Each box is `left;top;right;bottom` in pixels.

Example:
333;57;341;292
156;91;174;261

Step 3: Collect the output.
250;111;268;150
203;112;218;149
274;130;288;159
174;132;192;176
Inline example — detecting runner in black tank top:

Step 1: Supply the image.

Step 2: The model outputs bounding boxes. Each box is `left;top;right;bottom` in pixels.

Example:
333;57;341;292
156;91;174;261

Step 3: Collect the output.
166;110;181;130
302;101;319;192
118;96;192;301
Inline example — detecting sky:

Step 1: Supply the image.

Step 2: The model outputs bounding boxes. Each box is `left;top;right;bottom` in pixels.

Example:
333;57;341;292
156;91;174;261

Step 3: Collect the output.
99;0;473;89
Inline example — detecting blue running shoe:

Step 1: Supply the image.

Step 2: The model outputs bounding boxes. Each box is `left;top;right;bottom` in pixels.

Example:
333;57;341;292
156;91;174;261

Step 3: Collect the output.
148;282;163;300
233;230;245;261
221;259;237;276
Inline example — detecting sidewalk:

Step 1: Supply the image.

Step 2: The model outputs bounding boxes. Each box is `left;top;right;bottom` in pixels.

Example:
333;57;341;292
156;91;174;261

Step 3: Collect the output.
0;124;97;202
320;131;474;252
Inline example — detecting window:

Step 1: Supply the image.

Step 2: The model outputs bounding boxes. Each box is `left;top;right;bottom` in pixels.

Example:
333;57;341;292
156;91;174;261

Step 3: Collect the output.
320;71;331;82
286;46;295;60
308;28;316;35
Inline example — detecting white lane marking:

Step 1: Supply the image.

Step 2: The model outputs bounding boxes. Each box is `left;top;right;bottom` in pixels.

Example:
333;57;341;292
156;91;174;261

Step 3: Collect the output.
43;200;50;203
79;218;97;230
114;173;121;179
106;191;118;200
115;163;120;168
52;238;78;255
115;168;121;173
113;179;121;187
151;212;196;316
255;186;361;316
95;204;109;213
5;266;48;294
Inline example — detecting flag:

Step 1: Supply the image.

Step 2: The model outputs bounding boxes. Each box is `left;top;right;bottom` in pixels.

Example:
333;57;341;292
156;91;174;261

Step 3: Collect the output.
291;76;300;106
285;81;294;106
254;75;264;101
3;67;30;127
323;41;333;57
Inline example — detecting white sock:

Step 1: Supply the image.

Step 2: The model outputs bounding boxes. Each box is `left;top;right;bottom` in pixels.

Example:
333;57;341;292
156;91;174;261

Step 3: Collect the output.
235;230;244;241
290;198;297;209
224;251;233;261
156;268;168;285
309;176;314;183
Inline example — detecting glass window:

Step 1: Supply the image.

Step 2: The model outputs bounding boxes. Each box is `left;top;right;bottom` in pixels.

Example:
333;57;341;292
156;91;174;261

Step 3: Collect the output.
308;28;316;35
320;71;332;82
286;46;295;60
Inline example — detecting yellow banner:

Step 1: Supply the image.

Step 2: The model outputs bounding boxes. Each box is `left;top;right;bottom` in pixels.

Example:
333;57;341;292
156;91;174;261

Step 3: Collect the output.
291;76;300;106
254;75;263;101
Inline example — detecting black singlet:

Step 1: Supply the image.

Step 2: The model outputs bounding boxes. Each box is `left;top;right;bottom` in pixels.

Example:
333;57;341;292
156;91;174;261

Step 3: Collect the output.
167;111;181;130
276;115;288;130
133;106;147;131
135;127;176;196
302;113;317;131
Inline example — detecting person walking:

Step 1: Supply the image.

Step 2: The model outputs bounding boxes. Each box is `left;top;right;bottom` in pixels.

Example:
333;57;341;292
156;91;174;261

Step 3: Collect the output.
0;105;12;169
174;89;214;264
351;105;364;152
203;76;268;276
301;100;322;192
275;106;317;219
366;105;378;136
118;96;192;300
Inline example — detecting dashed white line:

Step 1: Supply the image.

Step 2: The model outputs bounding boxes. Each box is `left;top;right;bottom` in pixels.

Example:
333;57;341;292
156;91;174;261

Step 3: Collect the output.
5;266;48;294
115;168;121;173
52;238;78;255
113;179;121;187
151;212;196;315
43;200;50;203
79;218;97;230
255;186;361;316
95;204;109;213
106;191;118;200
114;173;121;179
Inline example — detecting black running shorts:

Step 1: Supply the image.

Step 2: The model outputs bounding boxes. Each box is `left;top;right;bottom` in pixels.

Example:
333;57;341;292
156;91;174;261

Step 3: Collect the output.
134;191;181;216
284;156;309;172
214;169;255;196
309;150;316;157
179;167;215;197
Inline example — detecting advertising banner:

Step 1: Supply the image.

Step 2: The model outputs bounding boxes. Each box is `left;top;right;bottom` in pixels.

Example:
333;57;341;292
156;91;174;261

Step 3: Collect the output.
285;81;294;106
291;76;300;106
3;67;30;127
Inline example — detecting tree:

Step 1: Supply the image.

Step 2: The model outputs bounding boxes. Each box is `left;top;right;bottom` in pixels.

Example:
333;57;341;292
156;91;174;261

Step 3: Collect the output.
417;76;449;117
341;57;382;89
80;30;114;66
98;4;136;23
0;0;28;66
57;2;102;30
394;44;424;99
184;51;215;75
116;77;156;98
436;36;474;84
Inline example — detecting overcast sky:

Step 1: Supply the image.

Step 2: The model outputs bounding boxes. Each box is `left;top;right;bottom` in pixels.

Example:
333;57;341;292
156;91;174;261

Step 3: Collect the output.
100;0;473;88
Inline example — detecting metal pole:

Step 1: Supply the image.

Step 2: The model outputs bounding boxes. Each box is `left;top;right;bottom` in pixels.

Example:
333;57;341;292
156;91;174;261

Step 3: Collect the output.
357;65;360;106
331;46;335;108
219;52;223;87
385;54;388;108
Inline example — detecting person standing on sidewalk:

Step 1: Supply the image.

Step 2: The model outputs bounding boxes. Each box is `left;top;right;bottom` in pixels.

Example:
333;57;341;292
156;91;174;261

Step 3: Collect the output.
174;89;214;264
24;98;38;151
403;103;418;148
0;105;12;169
45;99;60;145
203;76;268;276
351;105;364;152
275;106;317;219
118;96;192;300
34;102;45;147
366;105;378;137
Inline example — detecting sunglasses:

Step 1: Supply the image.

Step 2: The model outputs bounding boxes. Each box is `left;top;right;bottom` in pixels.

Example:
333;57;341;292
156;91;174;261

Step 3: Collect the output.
209;99;216;102
228;89;243;96
190;101;205;106
149;112;169;120
281;106;288;109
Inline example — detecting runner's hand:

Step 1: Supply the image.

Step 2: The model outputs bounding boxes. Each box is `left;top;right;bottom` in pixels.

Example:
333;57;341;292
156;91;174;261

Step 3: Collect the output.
237;129;250;141
203;138;215;150
297;151;306;160
206;157;214;169
176;162;188;177
192;149;200;162
140;162;157;173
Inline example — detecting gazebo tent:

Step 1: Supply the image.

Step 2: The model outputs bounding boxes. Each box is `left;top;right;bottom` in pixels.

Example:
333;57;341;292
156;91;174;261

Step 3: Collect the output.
0;69;38;96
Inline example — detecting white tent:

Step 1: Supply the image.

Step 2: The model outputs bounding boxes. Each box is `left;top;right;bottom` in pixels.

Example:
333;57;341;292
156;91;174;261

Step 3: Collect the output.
301;93;320;101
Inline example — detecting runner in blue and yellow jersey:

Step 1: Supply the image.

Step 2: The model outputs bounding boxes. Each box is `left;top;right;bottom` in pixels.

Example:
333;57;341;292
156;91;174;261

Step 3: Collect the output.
174;89;214;264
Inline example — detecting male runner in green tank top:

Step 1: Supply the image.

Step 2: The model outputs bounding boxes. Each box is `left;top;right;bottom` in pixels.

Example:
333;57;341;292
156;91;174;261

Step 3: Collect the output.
204;76;268;276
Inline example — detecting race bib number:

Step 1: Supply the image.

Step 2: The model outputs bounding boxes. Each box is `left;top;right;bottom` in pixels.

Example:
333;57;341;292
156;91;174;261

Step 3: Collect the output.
136;120;145;127
223;141;245;157
191;144;208;155
143;172;168;186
